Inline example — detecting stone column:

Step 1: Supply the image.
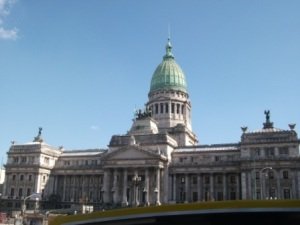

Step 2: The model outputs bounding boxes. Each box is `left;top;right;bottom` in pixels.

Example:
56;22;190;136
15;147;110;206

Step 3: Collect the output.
163;167;168;204
103;170;110;203
197;174;201;201
185;174;189;203
223;173;227;200
292;170;296;199
276;170;281;199
122;169;128;206
241;172;247;200
155;168;161;205
112;169;118;204
173;174;177;202
237;174;240;200
62;175;66;201
210;173;214;201
145;168;150;206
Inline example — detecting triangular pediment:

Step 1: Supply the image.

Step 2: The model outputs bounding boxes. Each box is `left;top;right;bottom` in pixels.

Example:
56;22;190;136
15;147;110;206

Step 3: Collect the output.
103;145;164;161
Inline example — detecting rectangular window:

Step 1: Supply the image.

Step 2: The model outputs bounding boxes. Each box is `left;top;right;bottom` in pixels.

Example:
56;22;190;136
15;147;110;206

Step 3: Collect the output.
283;171;289;179
204;176;210;184
265;147;275;156
215;156;221;161
255;172;260;180
20;175;24;181
160;103;163;113
279;147;289;155
165;103;169;113
230;191;236;200
192;176;197;185
28;175;32;181
217;192;223;201
27;188;31;196
21;157;27;163
176;104;180;114
155;104;159;114
181;105;184;114
12;174;16;181
171;103;175;113
269;171;274;179
192;192;198;202
217;175;222;184
13;157;19;163
10;188;15;197
284;189;290;199
18;188;23;197
230;175;236;184
180;177;185;183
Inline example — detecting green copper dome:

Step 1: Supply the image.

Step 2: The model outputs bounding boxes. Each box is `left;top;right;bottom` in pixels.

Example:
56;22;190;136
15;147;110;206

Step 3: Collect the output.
150;39;187;93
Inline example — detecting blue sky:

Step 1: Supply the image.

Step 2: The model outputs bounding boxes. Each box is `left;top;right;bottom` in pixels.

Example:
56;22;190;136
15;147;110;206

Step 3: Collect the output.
0;0;299;160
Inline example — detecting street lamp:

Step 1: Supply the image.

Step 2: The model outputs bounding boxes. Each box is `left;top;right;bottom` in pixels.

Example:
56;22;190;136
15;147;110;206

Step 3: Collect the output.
22;193;40;215
132;174;141;207
260;167;272;200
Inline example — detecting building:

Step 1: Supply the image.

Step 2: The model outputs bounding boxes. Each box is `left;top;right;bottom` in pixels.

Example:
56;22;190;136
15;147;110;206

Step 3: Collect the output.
3;39;300;210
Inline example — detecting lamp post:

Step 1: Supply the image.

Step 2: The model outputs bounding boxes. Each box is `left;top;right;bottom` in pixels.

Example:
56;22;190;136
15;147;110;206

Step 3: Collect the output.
22;193;40;215
132;174;141;207
260;167;272;200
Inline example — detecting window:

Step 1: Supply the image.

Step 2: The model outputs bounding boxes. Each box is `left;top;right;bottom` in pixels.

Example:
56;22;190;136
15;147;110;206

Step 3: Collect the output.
217;175;222;184
215;156;221;161
27;188;31;196
230;175;236;184
284;189;290;199
180;177;185;183
155;104;158;114
179;157;184;163
28;174;32;181
265;147;275;156
217;192;223;201
12;174;16;181
171;103;175;113
20;174;24;181
165;103;169;113
279;147;289;155
255;172;260;180
204;176;210;184
192;176;197;185
43;175;46;182
230;191;236;200
176;104;180;114
160;103;163;113
269;171;274;179
270;188;276;198
13;157;19;163
192;192;198;202
10;188;14;196
181;105;184;114
21;157;27;163
18;188;23;197
283;171;289;179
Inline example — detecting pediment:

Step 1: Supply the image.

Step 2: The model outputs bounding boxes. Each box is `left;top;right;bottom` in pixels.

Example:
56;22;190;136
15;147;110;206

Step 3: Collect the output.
103;145;162;161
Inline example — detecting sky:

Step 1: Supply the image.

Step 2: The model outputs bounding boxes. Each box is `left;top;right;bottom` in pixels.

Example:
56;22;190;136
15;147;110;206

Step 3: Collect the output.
0;0;299;161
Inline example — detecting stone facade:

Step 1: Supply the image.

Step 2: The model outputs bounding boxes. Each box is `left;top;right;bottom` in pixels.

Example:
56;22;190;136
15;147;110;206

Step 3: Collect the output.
3;40;300;210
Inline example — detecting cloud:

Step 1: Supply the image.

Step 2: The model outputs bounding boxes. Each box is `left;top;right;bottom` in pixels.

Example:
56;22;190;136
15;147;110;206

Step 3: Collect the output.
90;125;99;131
0;0;18;40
